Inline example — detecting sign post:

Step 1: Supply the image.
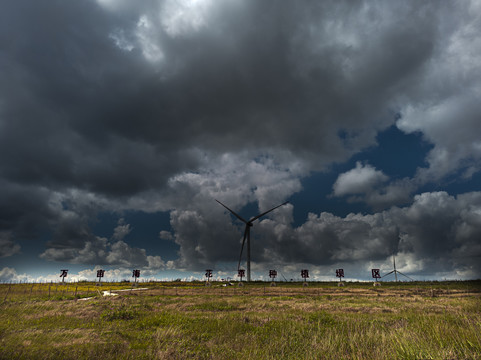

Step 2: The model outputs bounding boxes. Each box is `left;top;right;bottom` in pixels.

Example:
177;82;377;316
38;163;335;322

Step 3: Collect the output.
372;268;381;286
269;270;277;286
336;268;345;287
132;269;140;286
60;269;68;284
237;269;245;286
301;269;309;286
205;269;213;286
96;269;105;286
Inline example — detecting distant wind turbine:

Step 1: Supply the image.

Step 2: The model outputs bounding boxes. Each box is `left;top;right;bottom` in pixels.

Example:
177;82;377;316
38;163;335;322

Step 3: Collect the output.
382;254;414;282
216;199;289;282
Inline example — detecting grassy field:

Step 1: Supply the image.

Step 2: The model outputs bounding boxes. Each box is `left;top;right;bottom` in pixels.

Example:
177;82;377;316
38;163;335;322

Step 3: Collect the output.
1;281;480;359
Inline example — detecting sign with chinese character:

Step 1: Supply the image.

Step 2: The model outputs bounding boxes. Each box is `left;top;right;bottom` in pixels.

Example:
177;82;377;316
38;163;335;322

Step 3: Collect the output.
205;269;213;281
336;269;344;279
371;269;381;279
269;270;277;279
96;269;105;285
301;269;309;280
132;269;140;282
237;269;245;280
60;269;68;283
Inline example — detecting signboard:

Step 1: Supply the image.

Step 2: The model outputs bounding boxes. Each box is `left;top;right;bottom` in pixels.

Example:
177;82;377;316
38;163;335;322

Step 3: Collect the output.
237;269;245;281
132;269;140;282
269;270;277;279
301;269;309;280
96;269;105;285
60;269;68;283
205;269;213;280
336;269;344;279
371;269;381;279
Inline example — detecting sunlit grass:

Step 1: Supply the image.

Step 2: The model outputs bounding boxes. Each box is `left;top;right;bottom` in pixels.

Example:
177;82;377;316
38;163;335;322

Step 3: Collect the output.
0;281;480;359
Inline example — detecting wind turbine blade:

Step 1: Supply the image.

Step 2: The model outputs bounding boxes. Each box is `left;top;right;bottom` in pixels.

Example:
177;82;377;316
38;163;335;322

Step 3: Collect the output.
382;270;395;278
238;226;248;270
215;199;249;224
396;271;414;281
250;201;289;222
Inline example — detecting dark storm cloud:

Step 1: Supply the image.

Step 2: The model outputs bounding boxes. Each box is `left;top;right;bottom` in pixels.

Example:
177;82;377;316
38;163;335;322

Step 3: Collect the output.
0;232;20;258
0;180;57;239
1;1;480;278
0;1;198;196
0;1;439;195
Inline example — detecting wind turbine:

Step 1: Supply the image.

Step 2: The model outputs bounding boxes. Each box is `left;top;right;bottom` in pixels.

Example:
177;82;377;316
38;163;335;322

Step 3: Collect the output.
382;254;414;282
216;199;289;282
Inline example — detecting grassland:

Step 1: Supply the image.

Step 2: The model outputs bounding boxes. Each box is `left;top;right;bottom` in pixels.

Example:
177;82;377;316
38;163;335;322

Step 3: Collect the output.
1;281;480;359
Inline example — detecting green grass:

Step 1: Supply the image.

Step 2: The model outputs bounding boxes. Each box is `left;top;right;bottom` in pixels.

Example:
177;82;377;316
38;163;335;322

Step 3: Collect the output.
0;281;480;359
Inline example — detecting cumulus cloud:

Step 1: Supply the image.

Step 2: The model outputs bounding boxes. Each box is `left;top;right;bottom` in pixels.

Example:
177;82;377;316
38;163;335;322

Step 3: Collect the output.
0;267;21;282
152;154;302;269
395;0;481;184
333;162;389;197
332;163;415;209
40;220;165;270
159;230;174;241
112;219;132;240
399;94;481;184
202;191;481;279
152;184;481;279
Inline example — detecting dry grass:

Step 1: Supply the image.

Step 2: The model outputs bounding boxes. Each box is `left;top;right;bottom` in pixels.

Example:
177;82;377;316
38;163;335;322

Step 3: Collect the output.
0;281;480;359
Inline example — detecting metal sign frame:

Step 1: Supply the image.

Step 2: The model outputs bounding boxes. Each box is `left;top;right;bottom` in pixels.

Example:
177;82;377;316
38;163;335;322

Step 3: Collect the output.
336;268;344;279
205;269;213;281
60;269;68;283
269;270;277;279
237;269;245;281
97;269;105;284
132;269;141;282
301;269;309;281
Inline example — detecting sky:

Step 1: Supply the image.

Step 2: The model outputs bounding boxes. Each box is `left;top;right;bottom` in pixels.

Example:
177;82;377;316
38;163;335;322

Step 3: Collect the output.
1;0;481;283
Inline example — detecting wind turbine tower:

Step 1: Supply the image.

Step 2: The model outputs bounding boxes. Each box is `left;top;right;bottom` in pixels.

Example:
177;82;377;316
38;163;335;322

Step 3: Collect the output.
393;255;398;282
216;199;289;282
382;254;414;282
